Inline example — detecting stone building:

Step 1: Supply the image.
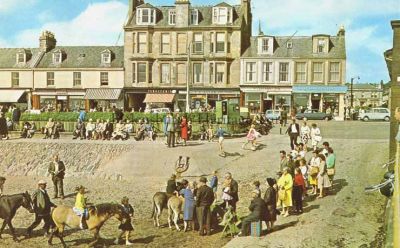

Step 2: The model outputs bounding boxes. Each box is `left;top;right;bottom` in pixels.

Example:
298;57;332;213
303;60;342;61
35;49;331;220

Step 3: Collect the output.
346;83;384;108
239;27;347;118
0;31;124;112
123;0;252;111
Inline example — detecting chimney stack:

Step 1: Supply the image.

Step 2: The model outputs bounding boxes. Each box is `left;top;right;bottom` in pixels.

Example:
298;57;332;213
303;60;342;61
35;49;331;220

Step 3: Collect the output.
129;0;143;17
337;25;345;36
39;31;56;52
175;0;190;27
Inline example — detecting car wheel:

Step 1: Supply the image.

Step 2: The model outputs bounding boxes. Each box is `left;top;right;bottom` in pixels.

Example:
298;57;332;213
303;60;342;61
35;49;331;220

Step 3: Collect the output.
363;116;369;122
384;116;390;122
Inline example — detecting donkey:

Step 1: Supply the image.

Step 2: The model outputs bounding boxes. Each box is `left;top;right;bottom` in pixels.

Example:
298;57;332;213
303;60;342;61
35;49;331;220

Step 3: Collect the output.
167;195;184;231
0;192;34;241
49;203;128;248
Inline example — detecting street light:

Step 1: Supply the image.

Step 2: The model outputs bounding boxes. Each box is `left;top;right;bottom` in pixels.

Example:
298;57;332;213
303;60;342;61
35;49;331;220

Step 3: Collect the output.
350;76;360;108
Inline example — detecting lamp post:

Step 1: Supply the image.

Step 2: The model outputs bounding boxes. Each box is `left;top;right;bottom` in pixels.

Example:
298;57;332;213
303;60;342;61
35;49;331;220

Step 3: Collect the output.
185;42;192;113
350;76;360;108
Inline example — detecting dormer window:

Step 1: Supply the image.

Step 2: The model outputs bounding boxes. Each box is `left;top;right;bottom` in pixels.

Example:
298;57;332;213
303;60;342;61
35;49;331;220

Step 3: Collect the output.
52;50;62;64
262;39;269;53
137;8;156;25
101;50;111;64
169;10;176;25
317;39;325;53
258;37;273;54
17;52;25;63
191;9;199;25
287;41;293;49
212;7;233;24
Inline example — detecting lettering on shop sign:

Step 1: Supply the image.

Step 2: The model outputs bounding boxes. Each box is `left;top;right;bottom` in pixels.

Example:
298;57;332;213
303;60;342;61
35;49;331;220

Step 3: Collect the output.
148;89;173;93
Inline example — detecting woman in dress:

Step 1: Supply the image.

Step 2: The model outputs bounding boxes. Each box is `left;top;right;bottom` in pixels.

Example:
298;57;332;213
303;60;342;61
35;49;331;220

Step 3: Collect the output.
308;150;321;195
277;167;293;217
242;124;257;150
310;123;322;151
179;180;195;232
300;121;311;151
326;147;336;184
180;115;188;146
317;154;332;198
264;178;277;231
115;197;134;246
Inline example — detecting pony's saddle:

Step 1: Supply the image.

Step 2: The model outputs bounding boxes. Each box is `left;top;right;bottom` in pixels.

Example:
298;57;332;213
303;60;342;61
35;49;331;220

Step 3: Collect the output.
72;207;91;219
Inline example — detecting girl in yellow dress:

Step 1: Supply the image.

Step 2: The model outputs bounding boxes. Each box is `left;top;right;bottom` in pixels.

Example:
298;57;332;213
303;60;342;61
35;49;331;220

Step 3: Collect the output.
74;185;88;229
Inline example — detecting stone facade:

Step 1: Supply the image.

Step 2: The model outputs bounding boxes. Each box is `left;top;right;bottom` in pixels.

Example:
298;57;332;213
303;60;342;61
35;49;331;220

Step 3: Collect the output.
346;83;384;108
123;0;252;111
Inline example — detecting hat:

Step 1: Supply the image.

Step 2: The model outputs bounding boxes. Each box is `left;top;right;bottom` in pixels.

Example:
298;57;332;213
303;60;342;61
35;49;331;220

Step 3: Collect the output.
75;185;86;191
199;177;207;183
38;180;47;185
266;178;275;187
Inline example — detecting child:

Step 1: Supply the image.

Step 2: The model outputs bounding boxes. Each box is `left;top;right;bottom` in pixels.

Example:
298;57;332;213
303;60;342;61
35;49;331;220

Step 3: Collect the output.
293;168;306;214
242;124;257;150
253;180;261;197
74;185;88;229
207;124;214;142
209;171;219;199
115;197;134;246
221;178;233;208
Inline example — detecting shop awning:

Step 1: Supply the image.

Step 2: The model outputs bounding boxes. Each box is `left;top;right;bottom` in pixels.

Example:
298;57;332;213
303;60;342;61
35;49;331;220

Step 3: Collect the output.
143;93;175;103
0;90;25;102
85;89;122;100
292;85;348;94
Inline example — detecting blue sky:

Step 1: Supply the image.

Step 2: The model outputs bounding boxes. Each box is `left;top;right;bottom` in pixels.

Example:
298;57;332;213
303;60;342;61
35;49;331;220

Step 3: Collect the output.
0;0;399;83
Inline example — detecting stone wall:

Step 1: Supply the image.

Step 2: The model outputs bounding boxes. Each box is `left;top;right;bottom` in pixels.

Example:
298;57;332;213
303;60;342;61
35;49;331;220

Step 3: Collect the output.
0;142;131;177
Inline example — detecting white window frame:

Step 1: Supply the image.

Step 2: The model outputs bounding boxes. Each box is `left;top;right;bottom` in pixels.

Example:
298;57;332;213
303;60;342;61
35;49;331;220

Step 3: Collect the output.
53;52;62;64
212;7;233;24
279;62;289;82
17;53;25;63
160;63;171;84
317;39;325;53
137;32;147;54
100;72;109;86
261;38;269;53
216;63;225;83
101;52;111;64
193;63;202;84
246;62;256;83
216;32;225;53
312;62;324;82
137;63;147;83
191;9;199;25
262;62;272;83
168;10;176;25
295;62;306;83
11;72;19;87
161;33;171;54
73;72;81;86
193;33;203;53
47;72;55;86
136;8;156;25
329;62;340;82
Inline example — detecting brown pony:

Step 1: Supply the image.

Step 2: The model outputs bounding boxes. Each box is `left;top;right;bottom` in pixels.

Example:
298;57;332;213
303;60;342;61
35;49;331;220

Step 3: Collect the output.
48;203;128;248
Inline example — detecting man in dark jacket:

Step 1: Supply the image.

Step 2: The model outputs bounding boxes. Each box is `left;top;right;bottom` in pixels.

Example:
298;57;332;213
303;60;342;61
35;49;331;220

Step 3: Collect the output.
47;155;65;199
103;119;113;140
26;180;56;237
113;106;124;122
196;176;215;236
286;118;300;150
166;174;177;195
0;113;8;140
12;105;21;130
238;190;267;236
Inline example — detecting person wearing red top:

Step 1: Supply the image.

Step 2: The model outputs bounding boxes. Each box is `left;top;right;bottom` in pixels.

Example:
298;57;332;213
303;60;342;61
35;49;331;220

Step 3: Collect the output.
293;167;306;214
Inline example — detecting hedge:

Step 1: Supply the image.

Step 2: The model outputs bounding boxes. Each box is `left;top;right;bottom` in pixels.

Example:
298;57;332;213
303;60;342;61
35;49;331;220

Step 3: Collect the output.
4;111;216;123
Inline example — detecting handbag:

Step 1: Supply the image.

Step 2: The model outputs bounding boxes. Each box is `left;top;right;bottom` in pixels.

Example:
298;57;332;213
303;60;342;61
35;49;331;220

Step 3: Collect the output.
327;168;335;176
278;189;286;201
310;167;319;177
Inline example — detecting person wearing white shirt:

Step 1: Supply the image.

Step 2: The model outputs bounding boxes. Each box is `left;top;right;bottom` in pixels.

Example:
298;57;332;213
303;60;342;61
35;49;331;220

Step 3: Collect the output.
286;119;300;150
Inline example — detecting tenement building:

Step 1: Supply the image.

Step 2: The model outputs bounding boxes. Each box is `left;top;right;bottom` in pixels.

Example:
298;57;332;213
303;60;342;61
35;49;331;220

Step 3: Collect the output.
123;0;252;111
240;27;347;119
0;31;124;112
346;82;384;108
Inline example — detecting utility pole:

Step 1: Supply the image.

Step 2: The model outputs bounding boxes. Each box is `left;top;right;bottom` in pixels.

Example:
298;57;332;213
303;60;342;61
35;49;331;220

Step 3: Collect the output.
186;42;191;113
350;76;360;108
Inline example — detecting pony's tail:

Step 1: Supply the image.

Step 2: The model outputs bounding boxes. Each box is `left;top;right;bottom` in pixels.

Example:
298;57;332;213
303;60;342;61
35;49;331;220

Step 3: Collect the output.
150;199;155;219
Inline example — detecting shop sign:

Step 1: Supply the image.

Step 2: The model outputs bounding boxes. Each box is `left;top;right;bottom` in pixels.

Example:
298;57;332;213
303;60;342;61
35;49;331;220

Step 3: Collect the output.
148;89;174;94
57;96;67;100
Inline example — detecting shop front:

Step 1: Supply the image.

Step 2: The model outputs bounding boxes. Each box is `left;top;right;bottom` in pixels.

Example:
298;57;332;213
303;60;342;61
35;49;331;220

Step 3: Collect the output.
84;88;123;111
32;90;85;112
179;88;240;112
292;85;347;120
125;89;177;112
0;89;30;110
240;86;292;114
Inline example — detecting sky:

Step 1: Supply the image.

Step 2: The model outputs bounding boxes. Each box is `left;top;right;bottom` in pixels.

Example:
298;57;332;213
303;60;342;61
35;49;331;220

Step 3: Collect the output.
0;0;399;83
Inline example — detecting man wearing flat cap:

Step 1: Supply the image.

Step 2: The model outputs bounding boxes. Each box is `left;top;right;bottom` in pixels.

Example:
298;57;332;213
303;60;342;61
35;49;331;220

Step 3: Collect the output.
196;176;214;236
26;180;56;237
48;154;65;199
237;190;267;237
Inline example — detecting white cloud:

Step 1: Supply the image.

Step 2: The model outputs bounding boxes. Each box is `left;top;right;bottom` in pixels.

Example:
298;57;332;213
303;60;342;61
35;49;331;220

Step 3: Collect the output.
12;1;128;47
0;0;36;12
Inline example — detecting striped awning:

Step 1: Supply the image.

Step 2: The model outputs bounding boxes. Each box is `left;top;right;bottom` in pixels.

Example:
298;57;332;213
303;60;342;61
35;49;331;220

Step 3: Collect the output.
0;90;26;103
85;88;122;100
143;93;175;103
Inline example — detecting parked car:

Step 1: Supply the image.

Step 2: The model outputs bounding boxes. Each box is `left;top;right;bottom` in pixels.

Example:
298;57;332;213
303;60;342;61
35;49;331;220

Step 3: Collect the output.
295;109;333;120
150;108;171;114
358;108;390;121
265;110;281;120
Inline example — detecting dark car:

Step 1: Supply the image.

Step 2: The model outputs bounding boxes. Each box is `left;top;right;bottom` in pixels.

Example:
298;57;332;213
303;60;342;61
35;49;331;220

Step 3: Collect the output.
295;109;333;120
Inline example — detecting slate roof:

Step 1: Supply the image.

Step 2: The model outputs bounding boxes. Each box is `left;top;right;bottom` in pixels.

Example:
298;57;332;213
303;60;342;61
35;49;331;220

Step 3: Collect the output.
0;48;43;69
126;4;243;27
36;46;124;68
242;35;346;59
